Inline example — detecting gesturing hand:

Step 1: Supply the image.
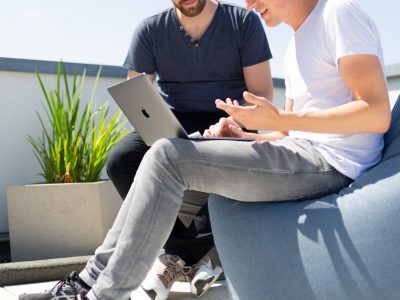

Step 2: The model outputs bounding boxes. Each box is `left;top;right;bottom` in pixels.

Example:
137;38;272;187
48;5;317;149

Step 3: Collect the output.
215;92;279;131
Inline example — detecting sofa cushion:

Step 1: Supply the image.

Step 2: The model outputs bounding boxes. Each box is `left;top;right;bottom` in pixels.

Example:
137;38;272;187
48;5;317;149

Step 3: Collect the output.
209;93;400;300
210;155;400;299
382;93;400;161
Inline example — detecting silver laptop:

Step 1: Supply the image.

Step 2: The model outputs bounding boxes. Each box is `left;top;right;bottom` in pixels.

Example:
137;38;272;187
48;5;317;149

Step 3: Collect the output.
107;74;253;146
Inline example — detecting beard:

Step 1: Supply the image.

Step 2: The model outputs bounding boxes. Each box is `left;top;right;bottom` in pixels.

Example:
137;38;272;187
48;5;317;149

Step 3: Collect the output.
173;0;207;17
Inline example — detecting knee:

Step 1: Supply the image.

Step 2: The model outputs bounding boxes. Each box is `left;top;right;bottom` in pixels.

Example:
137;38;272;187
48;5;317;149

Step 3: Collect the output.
147;138;180;165
144;138;196;179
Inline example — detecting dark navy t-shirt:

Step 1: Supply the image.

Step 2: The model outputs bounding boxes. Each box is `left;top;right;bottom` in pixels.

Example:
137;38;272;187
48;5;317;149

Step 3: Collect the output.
124;2;272;113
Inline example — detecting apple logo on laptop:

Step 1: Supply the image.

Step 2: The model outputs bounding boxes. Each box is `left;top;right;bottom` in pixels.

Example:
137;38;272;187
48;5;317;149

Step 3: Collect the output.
141;107;150;118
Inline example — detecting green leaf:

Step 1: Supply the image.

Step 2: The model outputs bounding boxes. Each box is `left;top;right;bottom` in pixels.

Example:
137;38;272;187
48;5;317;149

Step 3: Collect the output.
28;61;130;183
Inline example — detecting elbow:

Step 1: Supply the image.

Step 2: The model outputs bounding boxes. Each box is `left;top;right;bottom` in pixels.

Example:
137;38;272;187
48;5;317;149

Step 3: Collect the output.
366;98;392;133
379;117;391;134
373;110;391;134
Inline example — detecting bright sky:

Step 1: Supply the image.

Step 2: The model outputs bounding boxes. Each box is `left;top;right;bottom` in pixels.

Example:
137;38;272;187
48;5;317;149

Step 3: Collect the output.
0;0;398;78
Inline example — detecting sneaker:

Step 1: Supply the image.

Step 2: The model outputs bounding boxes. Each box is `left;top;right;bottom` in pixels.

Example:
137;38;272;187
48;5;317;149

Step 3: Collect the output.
189;256;223;298
130;254;185;300
18;271;89;300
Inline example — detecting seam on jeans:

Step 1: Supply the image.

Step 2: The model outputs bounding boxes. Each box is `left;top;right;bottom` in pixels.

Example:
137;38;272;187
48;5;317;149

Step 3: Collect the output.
154;156;184;190
117;192;162;296
108;193;164;299
103;158;182;299
175;158;335;175
175;158;343;202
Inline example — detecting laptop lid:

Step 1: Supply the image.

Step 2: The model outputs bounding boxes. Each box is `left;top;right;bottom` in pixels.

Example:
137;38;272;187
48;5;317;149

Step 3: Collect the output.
107;74;189;146
107;74;254;146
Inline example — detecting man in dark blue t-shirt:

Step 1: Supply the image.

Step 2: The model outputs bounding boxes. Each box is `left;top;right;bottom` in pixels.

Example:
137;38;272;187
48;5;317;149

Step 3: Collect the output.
108;0;273;299
17;1;273;300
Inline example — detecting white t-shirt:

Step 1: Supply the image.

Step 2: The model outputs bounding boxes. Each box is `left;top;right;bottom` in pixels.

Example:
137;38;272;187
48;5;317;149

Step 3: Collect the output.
284;0;385;179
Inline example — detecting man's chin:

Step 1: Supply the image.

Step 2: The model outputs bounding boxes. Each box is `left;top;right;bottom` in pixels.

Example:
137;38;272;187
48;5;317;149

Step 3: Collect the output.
175;0;207;18
181;8;200;17
263;18;281;28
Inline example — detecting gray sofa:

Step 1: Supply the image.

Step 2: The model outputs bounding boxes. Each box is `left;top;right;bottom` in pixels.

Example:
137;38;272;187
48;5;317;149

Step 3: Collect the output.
209;94;400;300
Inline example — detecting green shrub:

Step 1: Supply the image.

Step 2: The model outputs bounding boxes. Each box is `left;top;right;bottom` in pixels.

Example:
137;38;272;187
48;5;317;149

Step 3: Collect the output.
28;61;129;183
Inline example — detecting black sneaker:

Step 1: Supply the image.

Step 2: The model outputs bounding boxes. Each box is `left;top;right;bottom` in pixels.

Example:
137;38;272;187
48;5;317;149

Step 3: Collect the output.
18;271;89;300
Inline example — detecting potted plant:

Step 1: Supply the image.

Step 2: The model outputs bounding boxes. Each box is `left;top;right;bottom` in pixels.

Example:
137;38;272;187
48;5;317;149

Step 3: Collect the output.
7;62;129;262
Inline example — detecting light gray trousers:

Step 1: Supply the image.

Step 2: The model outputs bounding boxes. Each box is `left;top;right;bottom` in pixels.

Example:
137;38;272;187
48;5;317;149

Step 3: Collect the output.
81;137;351;300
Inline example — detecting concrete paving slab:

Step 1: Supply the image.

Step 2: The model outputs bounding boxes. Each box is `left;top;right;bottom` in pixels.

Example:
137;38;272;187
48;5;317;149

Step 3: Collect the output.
4;280;229;300
3;281;56;298
0;287;16;300
169;281;229;299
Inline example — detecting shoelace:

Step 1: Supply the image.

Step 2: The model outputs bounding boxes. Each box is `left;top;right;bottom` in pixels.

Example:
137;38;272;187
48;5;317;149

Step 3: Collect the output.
178;265;195;282
158;257;182;285
51;272;82;300
157;256;196;287
176;257;212;282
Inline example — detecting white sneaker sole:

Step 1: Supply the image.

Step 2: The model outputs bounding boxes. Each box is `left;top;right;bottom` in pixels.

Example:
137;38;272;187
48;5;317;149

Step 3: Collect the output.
130;286;156;300
191;266;223;298
131;277;169;300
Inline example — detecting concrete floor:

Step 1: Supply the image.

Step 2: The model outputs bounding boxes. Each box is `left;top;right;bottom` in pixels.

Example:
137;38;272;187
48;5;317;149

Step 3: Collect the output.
1;280;230;300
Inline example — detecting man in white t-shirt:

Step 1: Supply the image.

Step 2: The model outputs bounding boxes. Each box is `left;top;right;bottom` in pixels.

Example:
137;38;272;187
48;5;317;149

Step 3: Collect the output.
18;1;391;299
213;0;390;181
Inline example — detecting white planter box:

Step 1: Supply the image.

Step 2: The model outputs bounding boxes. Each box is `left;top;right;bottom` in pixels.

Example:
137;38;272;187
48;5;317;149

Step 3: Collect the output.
7;181;122;262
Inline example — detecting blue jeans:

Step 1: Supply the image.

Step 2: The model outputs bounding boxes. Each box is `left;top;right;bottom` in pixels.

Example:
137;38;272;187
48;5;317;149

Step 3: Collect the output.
82;137;351;300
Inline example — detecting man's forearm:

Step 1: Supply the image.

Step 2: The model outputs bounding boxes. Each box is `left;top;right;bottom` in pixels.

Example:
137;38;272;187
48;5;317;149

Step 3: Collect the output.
244;131;287;142
277;99;390;134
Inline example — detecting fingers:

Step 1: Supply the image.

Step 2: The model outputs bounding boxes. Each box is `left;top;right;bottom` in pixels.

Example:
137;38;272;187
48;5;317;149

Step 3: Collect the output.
203;124;220;137
214;120;228;137
228;124;244;137
216;94;266;114
220;117;238;127
243;91;269;106
203;128;212;137
215;100;250;120
203;117;243;137
215;98;237;111
215;99;232;115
